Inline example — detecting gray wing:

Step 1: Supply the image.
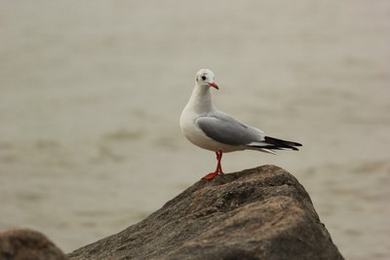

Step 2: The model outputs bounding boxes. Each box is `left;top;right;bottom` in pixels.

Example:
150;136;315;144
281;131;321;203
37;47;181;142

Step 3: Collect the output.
196;111;264;146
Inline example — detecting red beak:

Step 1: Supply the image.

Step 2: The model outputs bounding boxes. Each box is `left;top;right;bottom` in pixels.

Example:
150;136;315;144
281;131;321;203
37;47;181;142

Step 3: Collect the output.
208;81;219;90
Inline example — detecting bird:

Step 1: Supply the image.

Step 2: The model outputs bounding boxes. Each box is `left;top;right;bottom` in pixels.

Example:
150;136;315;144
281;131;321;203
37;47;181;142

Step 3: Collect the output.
180;69;302;181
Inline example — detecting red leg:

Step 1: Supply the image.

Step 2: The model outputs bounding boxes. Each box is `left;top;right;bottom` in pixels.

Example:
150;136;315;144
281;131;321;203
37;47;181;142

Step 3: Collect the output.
216;150;223;174
202;150;224;181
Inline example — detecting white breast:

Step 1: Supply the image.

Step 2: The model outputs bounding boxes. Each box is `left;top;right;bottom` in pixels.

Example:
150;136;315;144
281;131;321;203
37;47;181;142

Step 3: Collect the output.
180;105;240;152
180;84;244;153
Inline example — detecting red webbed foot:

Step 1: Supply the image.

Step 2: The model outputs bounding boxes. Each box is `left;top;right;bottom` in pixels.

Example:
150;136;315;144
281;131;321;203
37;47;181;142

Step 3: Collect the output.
202;171;223;181
202;150;224;181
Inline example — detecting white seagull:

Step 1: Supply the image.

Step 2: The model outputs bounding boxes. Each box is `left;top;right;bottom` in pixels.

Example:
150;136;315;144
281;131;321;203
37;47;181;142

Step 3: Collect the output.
180;69;302;181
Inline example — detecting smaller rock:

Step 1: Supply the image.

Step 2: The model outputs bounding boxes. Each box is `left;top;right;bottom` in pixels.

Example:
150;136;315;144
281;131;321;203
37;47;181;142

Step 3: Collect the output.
0;228;68;260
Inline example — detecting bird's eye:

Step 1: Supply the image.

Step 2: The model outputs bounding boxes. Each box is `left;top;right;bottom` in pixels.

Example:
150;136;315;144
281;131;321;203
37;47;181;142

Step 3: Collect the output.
201;75;207;81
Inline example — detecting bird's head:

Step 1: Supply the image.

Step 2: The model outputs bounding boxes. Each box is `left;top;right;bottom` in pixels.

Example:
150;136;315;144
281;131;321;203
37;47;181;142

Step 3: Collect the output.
195;69;219;90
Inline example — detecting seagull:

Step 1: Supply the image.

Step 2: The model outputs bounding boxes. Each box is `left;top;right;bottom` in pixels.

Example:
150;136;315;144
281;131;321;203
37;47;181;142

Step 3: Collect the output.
180;69;302;181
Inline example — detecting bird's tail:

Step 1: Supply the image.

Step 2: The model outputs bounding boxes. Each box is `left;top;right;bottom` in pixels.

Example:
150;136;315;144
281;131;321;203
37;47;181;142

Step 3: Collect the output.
247;136;303;152
264;136;303;150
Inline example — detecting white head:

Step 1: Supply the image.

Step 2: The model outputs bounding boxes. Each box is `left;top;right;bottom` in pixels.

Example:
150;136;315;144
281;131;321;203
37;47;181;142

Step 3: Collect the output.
195;69;219;90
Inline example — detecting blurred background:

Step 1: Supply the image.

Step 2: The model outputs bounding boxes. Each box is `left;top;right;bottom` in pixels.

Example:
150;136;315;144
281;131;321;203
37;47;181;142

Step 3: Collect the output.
0;0;389;259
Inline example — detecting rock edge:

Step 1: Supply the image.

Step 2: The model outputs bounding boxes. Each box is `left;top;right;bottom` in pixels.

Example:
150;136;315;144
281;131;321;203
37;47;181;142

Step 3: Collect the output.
68;165;343;260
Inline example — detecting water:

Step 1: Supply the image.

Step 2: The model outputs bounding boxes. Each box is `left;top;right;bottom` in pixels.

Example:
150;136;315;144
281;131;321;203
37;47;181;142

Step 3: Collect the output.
0;1;389;258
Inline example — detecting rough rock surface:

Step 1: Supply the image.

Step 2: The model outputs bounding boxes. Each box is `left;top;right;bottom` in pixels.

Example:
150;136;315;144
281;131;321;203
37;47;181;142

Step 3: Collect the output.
0;228;68;260
69;165;343;260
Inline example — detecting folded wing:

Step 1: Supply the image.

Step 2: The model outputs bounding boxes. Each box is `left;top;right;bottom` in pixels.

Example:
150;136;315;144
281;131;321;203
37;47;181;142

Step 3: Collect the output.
197;111;302;151
196;112;263;146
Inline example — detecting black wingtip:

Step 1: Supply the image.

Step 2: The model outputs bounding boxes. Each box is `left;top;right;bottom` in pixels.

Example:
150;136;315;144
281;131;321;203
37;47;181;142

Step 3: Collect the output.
264;136;303;149
247;144;300;151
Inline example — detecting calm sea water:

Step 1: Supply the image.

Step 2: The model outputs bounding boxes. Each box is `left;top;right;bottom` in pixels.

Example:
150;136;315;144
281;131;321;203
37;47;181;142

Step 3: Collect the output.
1;1;389;258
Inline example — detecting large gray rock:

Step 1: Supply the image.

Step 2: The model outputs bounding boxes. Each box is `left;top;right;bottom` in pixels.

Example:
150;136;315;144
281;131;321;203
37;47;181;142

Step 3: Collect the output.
69;165;343;260
0;228;68;260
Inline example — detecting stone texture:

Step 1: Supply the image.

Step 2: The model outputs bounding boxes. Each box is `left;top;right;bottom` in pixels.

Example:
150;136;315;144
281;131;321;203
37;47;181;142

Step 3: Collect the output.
0;228;68;260
69;165;343;260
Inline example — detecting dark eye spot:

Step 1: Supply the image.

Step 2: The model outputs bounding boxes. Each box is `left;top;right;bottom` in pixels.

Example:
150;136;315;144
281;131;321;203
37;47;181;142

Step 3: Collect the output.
201;75;207;80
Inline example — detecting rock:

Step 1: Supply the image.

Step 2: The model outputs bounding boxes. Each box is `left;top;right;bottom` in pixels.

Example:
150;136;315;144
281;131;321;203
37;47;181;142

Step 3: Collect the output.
0;228;68;260
69;165;343;260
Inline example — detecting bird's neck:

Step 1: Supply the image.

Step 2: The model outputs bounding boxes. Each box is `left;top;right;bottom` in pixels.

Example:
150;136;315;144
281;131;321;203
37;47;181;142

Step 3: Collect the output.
187;85;215;114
